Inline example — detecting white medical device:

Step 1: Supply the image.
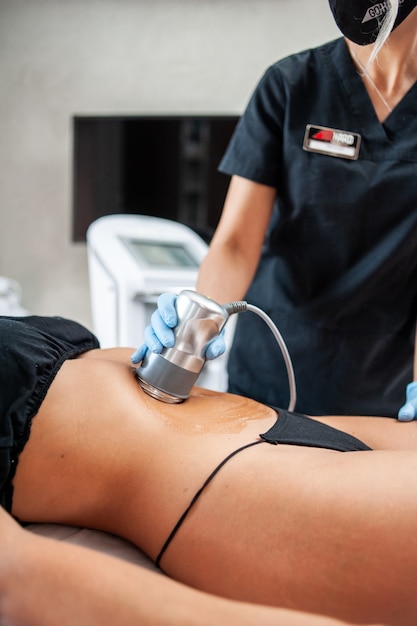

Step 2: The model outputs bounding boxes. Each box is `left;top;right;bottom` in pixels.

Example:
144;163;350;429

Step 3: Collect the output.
86;214;230;391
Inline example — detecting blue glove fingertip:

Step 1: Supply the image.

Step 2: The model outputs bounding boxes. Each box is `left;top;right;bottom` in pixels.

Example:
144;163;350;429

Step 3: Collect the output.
398;402;416;422
205;332;226;361
131;345;147;364
397;381;417;421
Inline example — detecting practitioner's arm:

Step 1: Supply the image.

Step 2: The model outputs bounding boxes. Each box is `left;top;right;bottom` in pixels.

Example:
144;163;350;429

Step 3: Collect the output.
0;509;370;626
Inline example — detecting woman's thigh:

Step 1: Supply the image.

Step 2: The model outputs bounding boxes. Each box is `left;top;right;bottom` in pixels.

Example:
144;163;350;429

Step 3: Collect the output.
163;442;417;623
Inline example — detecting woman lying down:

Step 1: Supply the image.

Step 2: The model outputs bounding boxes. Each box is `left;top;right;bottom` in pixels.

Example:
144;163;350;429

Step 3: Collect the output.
1;315;417;626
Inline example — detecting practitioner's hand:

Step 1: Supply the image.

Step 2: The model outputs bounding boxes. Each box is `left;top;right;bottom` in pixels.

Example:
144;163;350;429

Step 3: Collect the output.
206;330;226;359
131;293;177;364
130;293;226;364
398;381;417;421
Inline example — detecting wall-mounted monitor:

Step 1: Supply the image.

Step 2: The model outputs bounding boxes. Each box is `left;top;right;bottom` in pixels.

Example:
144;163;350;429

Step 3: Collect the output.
72;115;239;242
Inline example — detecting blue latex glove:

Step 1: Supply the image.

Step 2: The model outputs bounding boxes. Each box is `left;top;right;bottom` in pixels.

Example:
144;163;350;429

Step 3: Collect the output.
131;292;226;364
398;381;417;421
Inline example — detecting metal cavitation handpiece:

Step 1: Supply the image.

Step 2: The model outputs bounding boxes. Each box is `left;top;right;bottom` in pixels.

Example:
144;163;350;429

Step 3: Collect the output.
136;290;230;403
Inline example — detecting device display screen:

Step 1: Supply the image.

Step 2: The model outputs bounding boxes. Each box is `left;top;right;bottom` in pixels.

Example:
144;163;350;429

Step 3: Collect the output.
121;237;199;268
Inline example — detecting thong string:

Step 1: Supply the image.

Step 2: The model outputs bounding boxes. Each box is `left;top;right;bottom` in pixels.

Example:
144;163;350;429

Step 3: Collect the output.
155;439;265;569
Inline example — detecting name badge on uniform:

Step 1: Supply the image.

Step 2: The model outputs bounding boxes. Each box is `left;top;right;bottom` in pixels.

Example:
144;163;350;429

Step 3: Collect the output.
303;124;361;160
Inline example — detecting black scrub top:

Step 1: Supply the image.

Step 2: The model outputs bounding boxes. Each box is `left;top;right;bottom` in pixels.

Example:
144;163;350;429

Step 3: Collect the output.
220;38;417;417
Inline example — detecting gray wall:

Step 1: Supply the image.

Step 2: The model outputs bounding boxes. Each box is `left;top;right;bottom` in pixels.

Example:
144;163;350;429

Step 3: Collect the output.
0;0;339;329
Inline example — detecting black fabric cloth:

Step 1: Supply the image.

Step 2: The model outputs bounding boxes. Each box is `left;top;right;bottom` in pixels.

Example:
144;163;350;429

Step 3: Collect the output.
0;316;99;512
261;408;371;451
220;37;417;416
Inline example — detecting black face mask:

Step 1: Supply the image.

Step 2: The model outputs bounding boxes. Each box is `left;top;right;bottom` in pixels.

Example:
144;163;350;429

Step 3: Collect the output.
328;0;417;45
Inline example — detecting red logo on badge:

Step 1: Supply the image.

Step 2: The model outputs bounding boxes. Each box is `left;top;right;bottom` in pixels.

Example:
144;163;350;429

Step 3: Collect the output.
312;129;333;142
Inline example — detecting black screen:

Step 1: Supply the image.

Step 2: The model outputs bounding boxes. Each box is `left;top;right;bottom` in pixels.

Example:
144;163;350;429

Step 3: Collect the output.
72;115;238;242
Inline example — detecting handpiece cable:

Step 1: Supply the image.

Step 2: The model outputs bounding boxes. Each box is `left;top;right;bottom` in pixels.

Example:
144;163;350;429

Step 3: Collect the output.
223;301;297;412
